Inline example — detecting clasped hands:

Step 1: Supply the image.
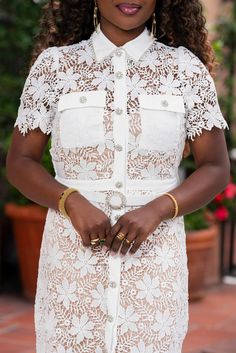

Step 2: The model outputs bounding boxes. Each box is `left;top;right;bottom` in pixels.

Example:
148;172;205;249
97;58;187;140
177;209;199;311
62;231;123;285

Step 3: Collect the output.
66;192;165;256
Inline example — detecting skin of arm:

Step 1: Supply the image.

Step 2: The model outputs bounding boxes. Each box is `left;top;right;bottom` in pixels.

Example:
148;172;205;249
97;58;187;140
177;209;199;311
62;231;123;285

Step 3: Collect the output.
6;128;112;247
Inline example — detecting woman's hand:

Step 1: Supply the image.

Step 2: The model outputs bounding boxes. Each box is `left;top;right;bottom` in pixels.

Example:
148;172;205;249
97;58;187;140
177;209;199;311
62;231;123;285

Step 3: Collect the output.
104;197;171;255
66;192;112;247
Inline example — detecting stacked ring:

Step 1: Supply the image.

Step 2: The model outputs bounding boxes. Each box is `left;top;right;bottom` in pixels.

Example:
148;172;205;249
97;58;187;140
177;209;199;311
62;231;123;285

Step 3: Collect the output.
90;238;100;246
116;232;126;241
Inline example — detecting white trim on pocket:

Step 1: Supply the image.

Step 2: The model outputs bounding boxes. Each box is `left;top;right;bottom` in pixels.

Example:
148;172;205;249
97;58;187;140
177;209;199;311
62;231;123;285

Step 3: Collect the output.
58;90;106;112
139;94;185;113
58;90;106;149
138;94;185;151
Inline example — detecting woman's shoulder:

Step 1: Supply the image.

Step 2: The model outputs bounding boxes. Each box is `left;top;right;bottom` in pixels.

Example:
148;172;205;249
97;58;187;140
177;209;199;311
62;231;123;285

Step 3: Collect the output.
35;38;91;65
155;41;209;79
56;38;90;54
155;40;202;64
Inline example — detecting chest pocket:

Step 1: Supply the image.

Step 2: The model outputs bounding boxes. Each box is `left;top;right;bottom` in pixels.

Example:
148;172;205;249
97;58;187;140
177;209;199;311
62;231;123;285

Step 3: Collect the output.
58;90;106;148
138;94;185;151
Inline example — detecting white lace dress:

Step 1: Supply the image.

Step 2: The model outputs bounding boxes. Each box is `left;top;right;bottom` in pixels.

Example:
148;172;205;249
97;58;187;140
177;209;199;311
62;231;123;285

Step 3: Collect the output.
15;26;228;353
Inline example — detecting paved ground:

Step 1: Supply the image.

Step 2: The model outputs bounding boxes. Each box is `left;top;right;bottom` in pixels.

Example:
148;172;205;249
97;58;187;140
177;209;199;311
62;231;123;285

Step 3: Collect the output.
183;283;236;353
0;284;236;353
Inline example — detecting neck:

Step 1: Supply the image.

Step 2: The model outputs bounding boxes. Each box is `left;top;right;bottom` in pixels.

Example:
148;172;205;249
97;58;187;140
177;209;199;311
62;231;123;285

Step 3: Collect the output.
99;17;145;46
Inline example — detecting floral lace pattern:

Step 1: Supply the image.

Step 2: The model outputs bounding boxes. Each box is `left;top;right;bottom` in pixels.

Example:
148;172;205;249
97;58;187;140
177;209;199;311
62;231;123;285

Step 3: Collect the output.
15;38;228;182
35;207;188;353
15;30;228;353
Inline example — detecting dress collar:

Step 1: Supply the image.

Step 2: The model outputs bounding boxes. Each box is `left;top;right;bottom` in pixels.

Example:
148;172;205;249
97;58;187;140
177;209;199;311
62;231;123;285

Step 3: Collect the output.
91;24;155;62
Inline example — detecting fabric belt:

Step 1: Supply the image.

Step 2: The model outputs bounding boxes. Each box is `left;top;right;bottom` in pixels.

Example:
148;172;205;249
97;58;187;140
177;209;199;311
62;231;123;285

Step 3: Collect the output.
55;175;179;209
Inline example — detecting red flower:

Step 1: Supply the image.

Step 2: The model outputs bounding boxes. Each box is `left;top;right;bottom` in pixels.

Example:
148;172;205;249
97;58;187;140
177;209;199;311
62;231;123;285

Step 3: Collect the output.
224;183;236;199
214;194;224;202
214;206;229;221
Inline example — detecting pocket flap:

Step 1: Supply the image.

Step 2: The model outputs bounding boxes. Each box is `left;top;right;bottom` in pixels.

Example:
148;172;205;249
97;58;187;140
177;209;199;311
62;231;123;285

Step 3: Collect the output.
139;94;185;113
58;90;106;112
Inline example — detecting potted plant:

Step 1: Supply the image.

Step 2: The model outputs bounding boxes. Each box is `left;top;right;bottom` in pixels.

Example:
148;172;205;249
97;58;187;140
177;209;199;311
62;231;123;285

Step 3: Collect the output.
4;203;47;300
207;179;236;222
185;207;219;301
185;177;236;301
207;179;236;276
0;0;49;300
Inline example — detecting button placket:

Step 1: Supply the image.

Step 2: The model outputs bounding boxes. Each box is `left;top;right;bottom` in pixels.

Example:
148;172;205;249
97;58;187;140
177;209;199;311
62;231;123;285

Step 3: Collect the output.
115;48;123;57
112;50;127;192
115;71;124;79
79;95;87;104
114;214;122;221
161;99;169;107
105;50;127;353
107;314;114;322
109;281;117;288
115;107;123;116
105;254;121;352
115;181;123;189
114;144;123;152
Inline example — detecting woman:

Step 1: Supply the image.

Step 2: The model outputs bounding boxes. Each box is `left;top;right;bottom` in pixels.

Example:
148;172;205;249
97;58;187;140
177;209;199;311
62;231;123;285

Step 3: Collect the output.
7;0;230;352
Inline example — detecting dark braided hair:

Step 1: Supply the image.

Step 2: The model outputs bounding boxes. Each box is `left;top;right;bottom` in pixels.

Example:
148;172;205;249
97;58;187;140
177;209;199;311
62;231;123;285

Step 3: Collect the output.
31;0;215;73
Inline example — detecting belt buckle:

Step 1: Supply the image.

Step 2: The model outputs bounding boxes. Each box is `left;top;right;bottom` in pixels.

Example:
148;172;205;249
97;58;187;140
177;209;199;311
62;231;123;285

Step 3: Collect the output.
106;191;127;210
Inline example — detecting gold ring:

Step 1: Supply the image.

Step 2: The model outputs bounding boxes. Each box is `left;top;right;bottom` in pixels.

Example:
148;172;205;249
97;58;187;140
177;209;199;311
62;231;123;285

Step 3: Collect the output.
116;232;126;241
124;238;131;244
90;238;100;245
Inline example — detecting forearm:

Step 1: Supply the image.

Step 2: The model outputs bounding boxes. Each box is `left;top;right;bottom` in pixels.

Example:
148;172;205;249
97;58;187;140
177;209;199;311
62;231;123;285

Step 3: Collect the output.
6;156;66;210
152;161;230;221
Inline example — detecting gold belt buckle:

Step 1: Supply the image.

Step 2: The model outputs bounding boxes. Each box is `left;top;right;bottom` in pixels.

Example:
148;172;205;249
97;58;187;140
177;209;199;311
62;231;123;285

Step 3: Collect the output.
105;191;127;210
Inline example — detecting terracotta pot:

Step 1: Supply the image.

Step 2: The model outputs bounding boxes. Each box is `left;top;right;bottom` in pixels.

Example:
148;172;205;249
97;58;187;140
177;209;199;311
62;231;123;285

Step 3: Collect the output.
186;224;219;301
5;203;47;301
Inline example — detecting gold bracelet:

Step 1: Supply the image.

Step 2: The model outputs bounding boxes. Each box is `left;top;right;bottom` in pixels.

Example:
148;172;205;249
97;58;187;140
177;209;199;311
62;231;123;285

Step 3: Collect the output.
58;188;79;218
163;192;179;220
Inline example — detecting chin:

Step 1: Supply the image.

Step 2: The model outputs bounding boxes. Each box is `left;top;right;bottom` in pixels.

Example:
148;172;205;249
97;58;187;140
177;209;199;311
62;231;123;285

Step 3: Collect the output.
112;18;145;32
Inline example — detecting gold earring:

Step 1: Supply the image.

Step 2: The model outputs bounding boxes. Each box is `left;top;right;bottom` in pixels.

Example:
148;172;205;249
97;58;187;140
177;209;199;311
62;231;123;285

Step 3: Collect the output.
151;12;156;38
94;0;99;32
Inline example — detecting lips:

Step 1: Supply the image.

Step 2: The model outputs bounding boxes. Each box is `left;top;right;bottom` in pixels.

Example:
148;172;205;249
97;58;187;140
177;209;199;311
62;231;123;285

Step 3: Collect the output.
117;3;141;15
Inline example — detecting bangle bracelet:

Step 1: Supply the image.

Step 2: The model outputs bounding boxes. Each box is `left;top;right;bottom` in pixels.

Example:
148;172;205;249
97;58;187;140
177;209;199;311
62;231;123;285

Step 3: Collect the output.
58;188;79;218
163;192;179;220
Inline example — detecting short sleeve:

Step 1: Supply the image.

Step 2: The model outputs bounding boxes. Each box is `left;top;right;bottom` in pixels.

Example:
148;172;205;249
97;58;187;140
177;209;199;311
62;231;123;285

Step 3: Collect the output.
14;47;59;135
178;46;229;141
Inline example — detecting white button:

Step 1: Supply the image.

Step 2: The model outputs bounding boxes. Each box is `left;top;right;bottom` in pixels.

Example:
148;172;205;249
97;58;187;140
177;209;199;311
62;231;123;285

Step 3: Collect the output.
115;108;123;115
115;49;123;57
161;99;168;107
116;71;123;79
115;181;123;188
80;96;87;103
109;281;117;288
107;314;114;322
115;144;123;152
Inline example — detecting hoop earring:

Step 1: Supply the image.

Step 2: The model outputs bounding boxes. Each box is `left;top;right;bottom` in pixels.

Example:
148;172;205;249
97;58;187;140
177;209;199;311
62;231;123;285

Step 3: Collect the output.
151;12;156;38
94;0;99;32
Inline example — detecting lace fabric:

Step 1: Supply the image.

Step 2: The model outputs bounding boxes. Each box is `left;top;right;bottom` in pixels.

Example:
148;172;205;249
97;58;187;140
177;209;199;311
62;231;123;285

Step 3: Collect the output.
15;31;228;353
15;40;228;182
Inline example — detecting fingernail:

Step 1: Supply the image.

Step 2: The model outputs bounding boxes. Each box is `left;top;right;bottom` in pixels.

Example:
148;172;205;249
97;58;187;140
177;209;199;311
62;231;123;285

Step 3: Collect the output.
110;250;116;256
